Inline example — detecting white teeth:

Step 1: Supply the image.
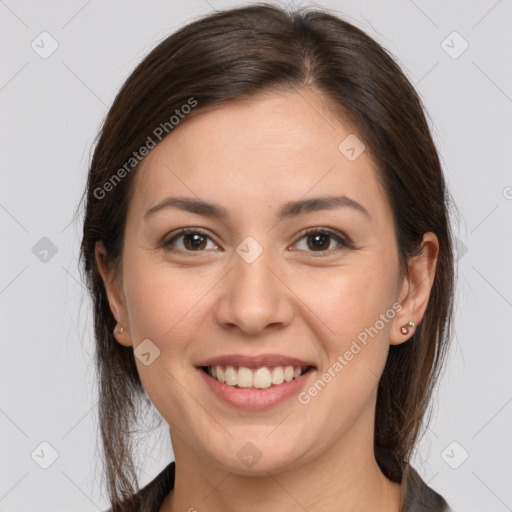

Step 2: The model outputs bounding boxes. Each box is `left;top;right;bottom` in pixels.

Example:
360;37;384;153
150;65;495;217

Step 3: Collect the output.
253;367;272;389
225;365;237;386
271;366;284;385
237;367;253;388
207;364;309;388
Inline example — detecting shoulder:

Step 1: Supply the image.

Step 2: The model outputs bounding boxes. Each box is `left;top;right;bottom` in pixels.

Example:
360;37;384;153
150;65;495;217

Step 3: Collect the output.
103;460;176;512
400;464;453;512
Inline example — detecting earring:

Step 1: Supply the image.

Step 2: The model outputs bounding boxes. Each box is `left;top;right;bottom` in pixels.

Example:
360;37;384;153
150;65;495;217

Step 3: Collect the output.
400;321;415;335
114;325;125;334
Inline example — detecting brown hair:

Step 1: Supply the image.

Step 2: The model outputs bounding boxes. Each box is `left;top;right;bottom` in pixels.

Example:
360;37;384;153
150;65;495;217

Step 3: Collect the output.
79;3;455;509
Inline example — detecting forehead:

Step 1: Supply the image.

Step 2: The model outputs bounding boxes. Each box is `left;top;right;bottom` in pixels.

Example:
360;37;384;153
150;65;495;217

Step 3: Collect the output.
129;89;389;222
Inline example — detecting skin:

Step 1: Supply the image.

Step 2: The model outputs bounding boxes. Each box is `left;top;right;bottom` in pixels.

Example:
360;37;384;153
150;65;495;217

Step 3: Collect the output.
96;88;439;512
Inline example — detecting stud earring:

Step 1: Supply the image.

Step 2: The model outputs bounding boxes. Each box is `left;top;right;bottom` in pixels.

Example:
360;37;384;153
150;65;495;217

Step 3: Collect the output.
114;326;125;334
400;321;415;335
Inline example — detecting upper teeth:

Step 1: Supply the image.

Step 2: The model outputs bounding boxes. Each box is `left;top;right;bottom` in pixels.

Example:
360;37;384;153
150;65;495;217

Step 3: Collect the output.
207;365;307;389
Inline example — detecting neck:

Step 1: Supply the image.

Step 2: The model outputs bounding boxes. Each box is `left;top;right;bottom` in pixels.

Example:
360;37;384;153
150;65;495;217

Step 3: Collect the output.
160;408;402;512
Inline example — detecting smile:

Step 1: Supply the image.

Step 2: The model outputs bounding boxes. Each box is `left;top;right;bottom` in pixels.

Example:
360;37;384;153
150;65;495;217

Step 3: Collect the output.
197;365;316;410
202;364;313;389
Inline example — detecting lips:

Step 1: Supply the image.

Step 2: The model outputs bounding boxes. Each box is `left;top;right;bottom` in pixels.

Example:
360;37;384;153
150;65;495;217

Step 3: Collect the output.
197;362;316;410
195;353;317;370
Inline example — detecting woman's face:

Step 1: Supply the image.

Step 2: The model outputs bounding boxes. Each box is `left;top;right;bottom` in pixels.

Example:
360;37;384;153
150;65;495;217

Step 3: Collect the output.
98;89;422;474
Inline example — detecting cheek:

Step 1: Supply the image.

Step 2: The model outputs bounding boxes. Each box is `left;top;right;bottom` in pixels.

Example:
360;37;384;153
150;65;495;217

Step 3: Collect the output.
293;258;400;397
123;257;215;349
302;262;397;336
121;259;213;417
293;262;399;411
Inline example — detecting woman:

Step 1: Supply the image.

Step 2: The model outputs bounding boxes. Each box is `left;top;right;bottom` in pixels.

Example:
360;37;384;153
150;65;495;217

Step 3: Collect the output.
80;3;455;511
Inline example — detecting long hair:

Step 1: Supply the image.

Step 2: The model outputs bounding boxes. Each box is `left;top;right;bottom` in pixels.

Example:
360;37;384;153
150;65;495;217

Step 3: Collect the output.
79;3;455;509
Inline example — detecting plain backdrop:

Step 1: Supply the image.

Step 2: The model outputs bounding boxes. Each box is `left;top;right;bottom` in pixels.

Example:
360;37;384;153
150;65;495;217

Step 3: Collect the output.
1;0;511;511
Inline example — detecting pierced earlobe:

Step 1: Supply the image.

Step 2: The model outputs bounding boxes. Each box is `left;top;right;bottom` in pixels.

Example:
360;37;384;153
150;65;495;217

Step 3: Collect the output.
112;323;133;347
400;321;415;335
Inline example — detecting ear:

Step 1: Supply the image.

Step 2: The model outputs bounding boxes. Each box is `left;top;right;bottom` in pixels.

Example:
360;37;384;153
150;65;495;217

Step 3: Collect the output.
95;241;133;347
390;232;439;346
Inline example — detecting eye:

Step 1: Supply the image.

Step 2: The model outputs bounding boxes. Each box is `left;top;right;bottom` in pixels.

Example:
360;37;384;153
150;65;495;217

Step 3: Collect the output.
161;227;351;255
292;228;351;254
161;228;219;252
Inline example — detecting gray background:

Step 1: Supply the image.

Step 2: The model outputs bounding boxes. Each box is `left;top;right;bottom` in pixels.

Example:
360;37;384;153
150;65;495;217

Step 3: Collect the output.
1;0;511;510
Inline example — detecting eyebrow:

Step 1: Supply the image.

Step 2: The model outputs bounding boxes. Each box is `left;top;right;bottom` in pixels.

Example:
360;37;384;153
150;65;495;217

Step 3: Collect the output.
144;195;370;220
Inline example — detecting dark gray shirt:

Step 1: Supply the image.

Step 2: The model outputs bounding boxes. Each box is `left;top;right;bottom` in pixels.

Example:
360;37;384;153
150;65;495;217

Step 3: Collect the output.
107;461;453;512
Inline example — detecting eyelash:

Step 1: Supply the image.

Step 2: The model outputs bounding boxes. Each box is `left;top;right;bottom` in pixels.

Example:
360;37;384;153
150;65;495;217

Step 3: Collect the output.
161;227;352;256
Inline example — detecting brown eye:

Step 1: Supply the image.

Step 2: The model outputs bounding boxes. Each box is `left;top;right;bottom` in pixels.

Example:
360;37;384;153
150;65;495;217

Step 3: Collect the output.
306;232;331;251
293;228;350;254
182;233;208;250
162;229;218;252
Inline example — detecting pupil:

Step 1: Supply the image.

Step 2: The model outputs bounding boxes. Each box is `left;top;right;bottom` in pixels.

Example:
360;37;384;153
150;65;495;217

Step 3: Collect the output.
185;234;206;250
309;233;328;250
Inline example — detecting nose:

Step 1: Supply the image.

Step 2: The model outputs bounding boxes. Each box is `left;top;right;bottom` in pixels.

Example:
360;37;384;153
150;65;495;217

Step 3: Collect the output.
213;243;294;336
